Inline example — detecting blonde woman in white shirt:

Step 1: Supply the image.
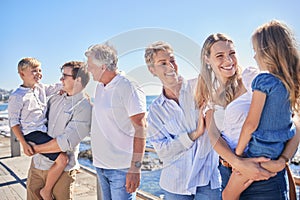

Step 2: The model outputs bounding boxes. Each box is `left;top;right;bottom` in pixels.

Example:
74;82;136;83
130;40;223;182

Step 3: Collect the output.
195;33;299;199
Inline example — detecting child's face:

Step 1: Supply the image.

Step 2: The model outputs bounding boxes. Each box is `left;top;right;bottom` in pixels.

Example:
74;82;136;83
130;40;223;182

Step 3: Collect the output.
252;44;266;71
20;66;42;87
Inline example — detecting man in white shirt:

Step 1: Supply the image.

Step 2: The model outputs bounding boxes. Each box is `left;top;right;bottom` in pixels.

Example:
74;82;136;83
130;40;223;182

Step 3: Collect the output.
144;41;221;199
85;44;147;200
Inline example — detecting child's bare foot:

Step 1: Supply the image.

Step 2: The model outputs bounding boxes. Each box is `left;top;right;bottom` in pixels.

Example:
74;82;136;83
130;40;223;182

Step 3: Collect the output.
40;188;53;200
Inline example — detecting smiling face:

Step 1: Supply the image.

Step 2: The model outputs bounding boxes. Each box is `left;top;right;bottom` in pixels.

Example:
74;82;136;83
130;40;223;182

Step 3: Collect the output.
206;40;237;84
148;50;179;87
20;66;42;88
60;66;75;95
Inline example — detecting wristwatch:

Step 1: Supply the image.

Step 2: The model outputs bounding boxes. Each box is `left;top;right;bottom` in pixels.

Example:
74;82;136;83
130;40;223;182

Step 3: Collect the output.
133;161;142;168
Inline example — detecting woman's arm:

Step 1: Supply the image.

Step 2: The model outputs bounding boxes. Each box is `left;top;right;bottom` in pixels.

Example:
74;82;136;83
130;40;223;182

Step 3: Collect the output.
206;109;276;181
235;90;266;155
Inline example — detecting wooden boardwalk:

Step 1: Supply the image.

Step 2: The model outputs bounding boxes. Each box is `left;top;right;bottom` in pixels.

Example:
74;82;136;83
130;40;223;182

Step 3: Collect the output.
0;135;161;200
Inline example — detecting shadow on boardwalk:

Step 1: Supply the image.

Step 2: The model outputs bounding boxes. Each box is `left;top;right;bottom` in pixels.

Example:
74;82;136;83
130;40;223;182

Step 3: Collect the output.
0;135;162;200
0;135;97;200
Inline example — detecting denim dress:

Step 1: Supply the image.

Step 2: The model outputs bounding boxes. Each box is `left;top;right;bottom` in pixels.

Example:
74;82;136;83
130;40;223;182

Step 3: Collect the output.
216;70;293;199
247;73;296;159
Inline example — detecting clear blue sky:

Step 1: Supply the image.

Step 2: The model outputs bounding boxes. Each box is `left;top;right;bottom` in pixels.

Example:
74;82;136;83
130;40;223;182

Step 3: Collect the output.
1;0;299;95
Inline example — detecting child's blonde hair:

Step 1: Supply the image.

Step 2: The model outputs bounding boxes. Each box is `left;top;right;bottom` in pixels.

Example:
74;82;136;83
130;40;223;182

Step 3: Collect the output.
252;20;300;112
18;57;41;73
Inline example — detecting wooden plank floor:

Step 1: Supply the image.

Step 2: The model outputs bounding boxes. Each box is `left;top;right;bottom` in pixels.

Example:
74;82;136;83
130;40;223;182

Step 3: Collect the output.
0;135;161;200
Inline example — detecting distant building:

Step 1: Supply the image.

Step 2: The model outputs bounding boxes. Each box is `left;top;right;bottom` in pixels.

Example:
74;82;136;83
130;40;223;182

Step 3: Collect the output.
0;88;11;102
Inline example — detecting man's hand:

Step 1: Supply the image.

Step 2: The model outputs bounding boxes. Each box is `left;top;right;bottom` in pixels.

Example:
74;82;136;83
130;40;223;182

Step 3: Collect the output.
21;142;34;156
125;170;141;193
234;157;277;181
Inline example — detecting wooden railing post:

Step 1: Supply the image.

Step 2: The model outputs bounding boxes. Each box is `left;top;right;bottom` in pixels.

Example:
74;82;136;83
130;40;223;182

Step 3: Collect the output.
10;129;20;157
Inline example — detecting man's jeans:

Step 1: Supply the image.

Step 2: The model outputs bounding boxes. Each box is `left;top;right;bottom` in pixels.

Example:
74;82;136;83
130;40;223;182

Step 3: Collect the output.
96;167;136;200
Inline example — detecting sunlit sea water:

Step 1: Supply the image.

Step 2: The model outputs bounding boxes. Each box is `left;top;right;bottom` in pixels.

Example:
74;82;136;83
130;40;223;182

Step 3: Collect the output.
0;104;8;111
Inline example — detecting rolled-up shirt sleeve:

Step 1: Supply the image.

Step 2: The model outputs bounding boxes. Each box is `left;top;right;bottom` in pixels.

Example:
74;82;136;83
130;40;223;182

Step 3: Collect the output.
44;83;62;96
147;111;194;166
56;101;92;152
8;95;22;127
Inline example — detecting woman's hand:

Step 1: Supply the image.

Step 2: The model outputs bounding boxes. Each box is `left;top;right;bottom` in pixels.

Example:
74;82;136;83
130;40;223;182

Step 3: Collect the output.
260;156;286;173
234;157;277;181
189;105;206;141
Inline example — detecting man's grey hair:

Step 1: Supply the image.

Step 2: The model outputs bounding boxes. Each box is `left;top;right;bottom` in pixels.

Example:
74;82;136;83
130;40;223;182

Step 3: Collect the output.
85;44;118;71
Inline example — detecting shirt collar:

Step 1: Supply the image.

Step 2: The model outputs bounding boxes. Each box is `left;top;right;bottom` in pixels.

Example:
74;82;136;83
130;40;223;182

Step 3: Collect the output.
19;85;31;91
106;73;122;87
97;73;122;89
63;91;85;102
19;83;40;91
157;76;186;106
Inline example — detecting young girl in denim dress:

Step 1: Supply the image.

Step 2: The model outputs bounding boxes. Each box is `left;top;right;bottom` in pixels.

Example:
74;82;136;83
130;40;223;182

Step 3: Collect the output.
223;20;300;200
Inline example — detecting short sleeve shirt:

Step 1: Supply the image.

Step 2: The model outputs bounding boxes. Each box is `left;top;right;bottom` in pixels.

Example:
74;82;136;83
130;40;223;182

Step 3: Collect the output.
252;73;293;131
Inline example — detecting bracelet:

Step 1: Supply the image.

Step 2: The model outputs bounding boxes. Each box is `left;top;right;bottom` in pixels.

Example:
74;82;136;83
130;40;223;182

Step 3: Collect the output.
280;155;289;163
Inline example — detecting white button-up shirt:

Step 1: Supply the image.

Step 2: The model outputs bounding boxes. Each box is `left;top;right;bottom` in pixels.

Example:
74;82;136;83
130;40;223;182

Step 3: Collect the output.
8;83;61;135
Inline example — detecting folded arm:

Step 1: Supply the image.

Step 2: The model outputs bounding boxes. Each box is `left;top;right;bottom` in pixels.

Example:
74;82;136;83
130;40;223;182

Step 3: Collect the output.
33;101;92;154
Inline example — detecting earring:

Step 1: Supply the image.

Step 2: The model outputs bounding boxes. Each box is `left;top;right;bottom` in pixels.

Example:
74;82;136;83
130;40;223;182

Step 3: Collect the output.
207;64;211;69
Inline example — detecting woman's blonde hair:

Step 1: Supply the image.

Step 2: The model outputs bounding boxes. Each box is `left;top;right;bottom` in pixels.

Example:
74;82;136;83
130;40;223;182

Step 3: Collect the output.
252;20;300;112
195;33;242;108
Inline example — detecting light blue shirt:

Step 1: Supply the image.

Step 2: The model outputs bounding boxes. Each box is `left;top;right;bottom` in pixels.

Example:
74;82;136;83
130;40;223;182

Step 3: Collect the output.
33;92;92;171
147;78;220;195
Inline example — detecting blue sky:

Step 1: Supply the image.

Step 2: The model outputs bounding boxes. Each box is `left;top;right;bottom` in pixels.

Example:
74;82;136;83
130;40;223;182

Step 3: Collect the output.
1;0;299;95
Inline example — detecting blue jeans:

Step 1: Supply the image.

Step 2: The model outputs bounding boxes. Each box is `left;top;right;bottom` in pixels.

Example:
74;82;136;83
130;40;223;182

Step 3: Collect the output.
164;183;221;200
96;167;136;200
218;164;287;200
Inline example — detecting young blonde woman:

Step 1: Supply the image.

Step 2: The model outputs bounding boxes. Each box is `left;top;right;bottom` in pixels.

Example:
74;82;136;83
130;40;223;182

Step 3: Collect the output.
195;32;300;199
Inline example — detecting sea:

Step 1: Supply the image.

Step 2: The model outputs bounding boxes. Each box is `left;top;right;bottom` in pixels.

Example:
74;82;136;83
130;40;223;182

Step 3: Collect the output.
0;103;10;136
